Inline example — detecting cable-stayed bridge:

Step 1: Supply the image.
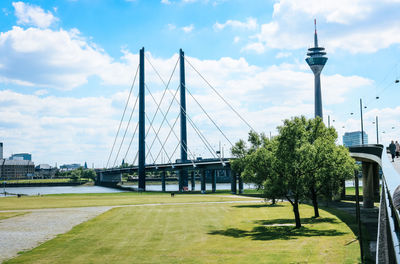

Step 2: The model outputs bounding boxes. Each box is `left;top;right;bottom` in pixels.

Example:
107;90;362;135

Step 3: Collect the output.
99;48;253;193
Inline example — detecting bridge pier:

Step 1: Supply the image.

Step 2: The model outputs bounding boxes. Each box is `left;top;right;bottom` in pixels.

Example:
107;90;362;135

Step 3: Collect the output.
212;170;216;193
361;161;380;208
201;169;206;194
191;171;195;191
238;175;243;194
161;171;166;192
230;171;237;194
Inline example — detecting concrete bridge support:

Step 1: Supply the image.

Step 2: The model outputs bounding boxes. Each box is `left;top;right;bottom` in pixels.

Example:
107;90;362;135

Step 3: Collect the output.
230;171;237;194
361;162;380;208
201;170;206;194
191;171;195;191
212;170;216;193
238;175;243;194
161;171;166;192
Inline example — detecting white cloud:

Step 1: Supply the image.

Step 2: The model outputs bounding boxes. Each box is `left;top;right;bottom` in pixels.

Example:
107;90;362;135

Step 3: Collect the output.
0;26;136;90
12;1;57;28
241;42;265;54
275;52;292;58
233;36;240;43
182;24;194;33
273;0;372;25
167;23;176;30
214;17;258;31
243;0;400;54
161;0;172;4
34;89;48;96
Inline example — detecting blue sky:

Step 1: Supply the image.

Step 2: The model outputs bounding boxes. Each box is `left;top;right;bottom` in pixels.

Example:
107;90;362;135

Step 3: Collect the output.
1;0;400;167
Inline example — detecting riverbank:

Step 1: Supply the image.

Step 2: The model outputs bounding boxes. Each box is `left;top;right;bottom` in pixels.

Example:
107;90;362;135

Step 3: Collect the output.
1;178;90;188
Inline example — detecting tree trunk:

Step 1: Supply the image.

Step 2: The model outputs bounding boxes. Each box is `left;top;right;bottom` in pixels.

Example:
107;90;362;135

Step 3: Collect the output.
293;200;302;228
311;187;319;218
272;197;276;205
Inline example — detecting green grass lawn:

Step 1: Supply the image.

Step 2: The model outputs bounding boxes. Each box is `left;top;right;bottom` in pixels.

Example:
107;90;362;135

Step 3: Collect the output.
5;179;72;184
345;186;363;196
5;202;360;264
0;192;256;210
0;212;27;220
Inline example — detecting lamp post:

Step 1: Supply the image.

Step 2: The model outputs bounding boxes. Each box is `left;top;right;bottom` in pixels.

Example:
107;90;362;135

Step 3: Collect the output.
360;98;365;145
372;116;379;144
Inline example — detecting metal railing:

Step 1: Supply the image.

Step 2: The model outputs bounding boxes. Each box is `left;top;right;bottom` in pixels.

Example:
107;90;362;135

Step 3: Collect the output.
377;154;400;263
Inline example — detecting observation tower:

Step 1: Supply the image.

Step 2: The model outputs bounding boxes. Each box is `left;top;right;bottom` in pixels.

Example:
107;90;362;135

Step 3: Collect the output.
306;19;328;119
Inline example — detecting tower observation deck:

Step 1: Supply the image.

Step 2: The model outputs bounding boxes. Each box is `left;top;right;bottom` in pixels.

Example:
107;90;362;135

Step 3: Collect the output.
306;19;328;119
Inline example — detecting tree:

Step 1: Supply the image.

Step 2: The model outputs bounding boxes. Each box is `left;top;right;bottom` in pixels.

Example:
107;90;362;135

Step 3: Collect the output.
242;137;284;204
299;117;356;217
82;169;97;181
231;131;267;190
235;116;356;228
70;169;81;183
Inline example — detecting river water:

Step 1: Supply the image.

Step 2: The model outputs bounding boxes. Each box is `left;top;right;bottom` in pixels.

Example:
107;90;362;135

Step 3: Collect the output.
2;181;356;196
1;183;256;196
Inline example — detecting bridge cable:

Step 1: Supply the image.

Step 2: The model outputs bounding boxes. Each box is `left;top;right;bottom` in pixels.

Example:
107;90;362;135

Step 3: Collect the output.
145;112;174;164
143;56;179;140
185;57;256;132
112;93;140;167
145;84;181;161
122;122;139;166
106;64;139;168
145;85;197;166
145;141;157;164
164;86;218;160
145;56;218;160
133;150;139;166
153;112;181;165
184;86;234;148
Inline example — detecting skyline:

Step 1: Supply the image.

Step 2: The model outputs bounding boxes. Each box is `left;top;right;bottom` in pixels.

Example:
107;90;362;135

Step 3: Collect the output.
1;0;400;167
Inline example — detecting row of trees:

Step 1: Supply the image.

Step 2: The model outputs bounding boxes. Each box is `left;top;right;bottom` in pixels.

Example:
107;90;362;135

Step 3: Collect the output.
57;167;97;182
231;116;356;228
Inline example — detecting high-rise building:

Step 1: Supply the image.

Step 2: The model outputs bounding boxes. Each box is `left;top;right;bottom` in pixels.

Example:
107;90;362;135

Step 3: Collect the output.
306;19;328;119
0;142;3;160
9;153;32;161
343;131;368;147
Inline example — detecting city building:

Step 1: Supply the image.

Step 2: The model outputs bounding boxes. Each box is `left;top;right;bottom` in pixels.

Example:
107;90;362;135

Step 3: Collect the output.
343;131;368;147
35;164;57;178
0;159;35;180
60;163;81;171
306;19;328;119
0;142;3;160
9;153;32;161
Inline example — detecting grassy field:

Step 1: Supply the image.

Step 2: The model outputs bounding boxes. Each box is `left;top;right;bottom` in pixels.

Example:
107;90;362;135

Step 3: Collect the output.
0;192;256;210
5;202;359;264
0;212;27;220
4;179;72;184
346;187;363;196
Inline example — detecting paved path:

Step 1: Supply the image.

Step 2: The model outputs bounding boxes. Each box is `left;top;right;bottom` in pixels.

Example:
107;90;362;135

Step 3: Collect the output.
391;153;400;174
0;197;263;263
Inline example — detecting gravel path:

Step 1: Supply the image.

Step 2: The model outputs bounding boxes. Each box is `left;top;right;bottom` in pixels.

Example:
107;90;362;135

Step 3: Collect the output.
0;197;263;263
0;206;112;263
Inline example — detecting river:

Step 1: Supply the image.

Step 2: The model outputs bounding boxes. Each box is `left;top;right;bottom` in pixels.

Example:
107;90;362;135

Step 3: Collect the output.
1;183;256;196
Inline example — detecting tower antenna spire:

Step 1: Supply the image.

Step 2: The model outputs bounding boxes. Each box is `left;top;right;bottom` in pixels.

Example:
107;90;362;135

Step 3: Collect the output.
314;19;318;47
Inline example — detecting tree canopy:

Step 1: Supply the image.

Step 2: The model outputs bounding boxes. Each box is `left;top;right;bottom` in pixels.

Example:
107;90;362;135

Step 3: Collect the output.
231;116;356;228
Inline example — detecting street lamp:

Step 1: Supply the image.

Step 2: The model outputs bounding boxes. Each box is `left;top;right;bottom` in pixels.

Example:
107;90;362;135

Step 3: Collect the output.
360;99;365;145
372;116;379;144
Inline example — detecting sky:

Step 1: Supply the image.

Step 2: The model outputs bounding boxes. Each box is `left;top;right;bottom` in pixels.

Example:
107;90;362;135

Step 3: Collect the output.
1;0;400;167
